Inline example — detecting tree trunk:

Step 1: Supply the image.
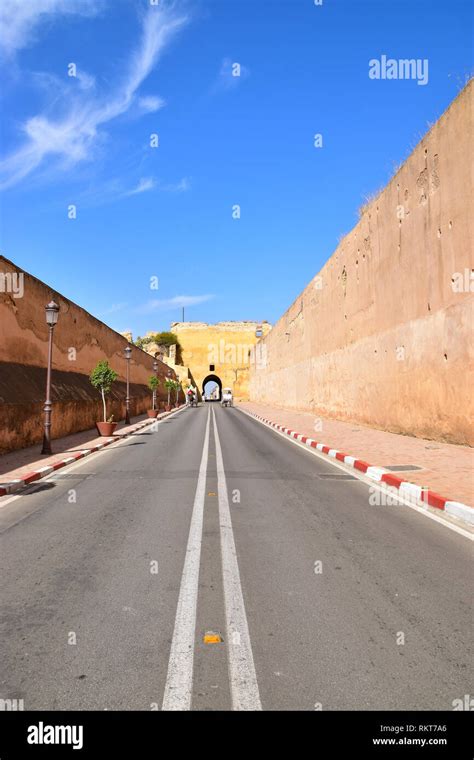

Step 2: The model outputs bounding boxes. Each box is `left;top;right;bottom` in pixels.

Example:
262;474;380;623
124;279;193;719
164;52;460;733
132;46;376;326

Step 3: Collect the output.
101;388;107;422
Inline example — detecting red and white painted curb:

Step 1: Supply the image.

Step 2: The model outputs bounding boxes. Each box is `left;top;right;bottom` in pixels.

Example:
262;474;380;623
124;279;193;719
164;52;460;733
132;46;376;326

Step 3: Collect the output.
0;406;185;499
245;410;474;526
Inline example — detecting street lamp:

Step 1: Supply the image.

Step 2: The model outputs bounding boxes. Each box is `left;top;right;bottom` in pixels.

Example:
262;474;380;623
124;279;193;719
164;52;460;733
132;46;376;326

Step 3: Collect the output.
153;359;158;411
124;345;132;425
41;300;60;455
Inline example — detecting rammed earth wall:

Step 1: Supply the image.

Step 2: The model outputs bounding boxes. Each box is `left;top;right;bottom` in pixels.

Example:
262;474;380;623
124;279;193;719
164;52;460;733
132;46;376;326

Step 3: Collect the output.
249;82;473;445
0;256;176;454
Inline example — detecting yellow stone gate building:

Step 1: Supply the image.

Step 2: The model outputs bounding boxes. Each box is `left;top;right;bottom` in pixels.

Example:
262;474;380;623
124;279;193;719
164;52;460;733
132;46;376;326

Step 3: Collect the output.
170;321;271;401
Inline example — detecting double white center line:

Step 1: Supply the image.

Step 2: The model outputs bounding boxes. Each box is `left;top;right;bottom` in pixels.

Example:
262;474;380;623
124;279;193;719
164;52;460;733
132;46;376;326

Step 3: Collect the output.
162;405;261;711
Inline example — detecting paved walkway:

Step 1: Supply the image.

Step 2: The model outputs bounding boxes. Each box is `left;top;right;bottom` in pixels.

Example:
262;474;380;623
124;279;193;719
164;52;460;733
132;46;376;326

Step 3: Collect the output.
240;402;474;507
0;410;181;488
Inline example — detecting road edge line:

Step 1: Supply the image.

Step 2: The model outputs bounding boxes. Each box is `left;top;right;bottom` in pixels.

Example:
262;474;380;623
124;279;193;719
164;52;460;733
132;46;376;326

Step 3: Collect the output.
236;406;474;541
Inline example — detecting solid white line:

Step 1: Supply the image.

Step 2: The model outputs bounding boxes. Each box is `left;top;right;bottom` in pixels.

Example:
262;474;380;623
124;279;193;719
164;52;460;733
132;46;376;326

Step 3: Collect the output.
212;406;262;711
236;407;474;542
161;406;211;711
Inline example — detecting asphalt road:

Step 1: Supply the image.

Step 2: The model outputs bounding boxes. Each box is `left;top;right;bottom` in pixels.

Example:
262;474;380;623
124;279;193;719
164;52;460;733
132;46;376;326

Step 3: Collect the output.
0;404;472;711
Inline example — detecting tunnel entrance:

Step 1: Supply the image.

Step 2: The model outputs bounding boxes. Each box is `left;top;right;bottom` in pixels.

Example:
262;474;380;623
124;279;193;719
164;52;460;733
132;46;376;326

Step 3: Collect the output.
202;374;222;402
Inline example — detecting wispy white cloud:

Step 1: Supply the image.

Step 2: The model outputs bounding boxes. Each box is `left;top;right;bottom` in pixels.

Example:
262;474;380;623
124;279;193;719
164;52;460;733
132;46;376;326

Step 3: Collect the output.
124;177;156;196
211;57;250;94
137;294;215;314
0;5;188;189
0;0;103;57
128;176;190;195
76;69;96;91
77;173;190;206
136;94;165;114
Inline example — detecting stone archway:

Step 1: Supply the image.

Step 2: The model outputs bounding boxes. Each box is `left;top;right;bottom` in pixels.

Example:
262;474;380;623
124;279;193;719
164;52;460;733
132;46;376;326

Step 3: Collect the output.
202;374;222;401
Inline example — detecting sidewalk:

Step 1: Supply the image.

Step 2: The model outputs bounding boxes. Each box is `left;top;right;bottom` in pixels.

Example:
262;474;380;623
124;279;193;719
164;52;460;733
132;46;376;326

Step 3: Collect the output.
240;402;474;509
0;407;184;497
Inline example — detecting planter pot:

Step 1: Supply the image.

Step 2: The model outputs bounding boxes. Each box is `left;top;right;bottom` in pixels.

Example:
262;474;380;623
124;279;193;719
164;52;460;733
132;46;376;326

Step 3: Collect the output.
147;409;158;418
96;421;118;437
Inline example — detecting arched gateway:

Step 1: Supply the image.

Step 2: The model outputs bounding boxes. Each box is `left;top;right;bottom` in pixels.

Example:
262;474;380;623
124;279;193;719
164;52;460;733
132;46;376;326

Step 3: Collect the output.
202;374;222;401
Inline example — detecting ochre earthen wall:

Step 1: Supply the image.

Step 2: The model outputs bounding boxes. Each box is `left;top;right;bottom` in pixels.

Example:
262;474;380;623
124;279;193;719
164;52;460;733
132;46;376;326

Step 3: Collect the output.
250;82;473;445
170;321;271;401
0;257;176;453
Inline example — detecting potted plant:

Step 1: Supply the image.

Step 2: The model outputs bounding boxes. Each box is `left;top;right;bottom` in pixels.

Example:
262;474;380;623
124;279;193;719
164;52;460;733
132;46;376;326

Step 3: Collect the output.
90;360;119;436
164;378;174;411
147;375;160;417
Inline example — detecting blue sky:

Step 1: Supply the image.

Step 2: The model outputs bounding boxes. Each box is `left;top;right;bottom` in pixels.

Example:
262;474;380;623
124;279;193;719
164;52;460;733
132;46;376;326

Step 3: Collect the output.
0;0;472;338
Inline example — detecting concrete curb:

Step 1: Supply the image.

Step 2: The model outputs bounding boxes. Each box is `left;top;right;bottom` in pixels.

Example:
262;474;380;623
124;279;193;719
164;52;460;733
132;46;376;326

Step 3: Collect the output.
0;406;186;498
243;409;474;526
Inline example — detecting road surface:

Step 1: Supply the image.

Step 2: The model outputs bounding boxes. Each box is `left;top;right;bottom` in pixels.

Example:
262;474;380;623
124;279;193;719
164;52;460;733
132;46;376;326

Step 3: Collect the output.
0;404;471;710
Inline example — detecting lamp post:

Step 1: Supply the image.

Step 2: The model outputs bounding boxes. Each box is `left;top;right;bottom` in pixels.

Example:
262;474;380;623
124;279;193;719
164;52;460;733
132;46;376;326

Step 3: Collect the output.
41;300;60;455
153;359;158;411
124;345;132;425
